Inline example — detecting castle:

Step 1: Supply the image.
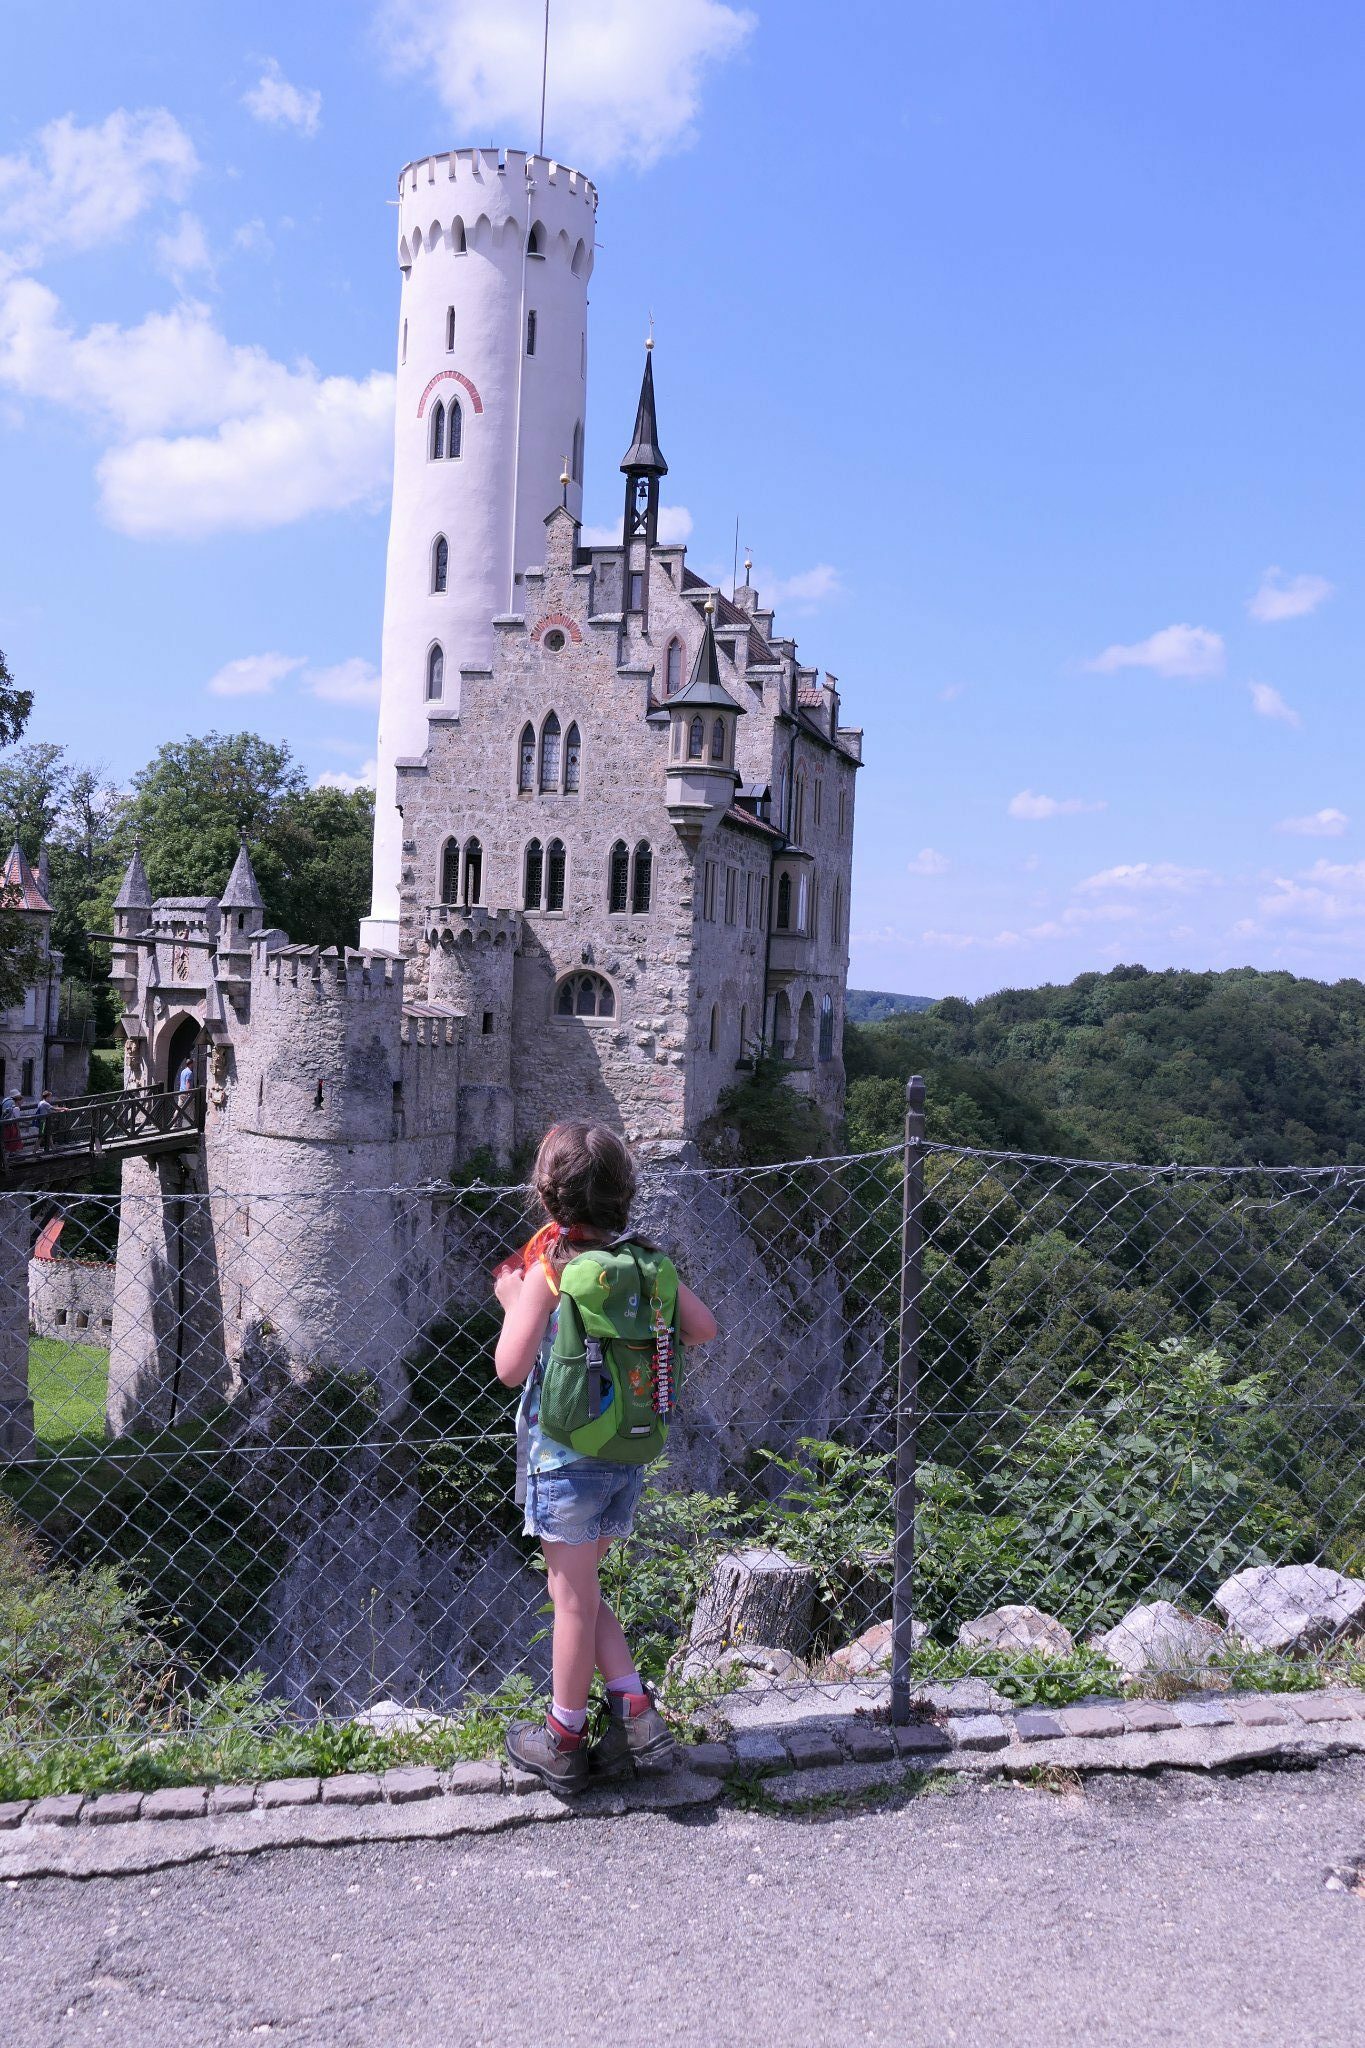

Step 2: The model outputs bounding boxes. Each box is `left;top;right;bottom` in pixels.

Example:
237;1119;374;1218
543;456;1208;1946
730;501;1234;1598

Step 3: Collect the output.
103;147;862;1433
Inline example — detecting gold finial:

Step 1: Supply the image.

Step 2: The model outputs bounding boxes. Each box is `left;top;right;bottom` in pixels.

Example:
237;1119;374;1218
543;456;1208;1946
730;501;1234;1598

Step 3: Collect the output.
704;595;716;615
646;309;655;352
560;456;571;487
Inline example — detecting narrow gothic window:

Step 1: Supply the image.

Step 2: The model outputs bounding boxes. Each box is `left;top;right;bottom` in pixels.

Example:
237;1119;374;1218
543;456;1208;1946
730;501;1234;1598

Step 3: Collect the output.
526;309;537;356
545;838;566;911
453;217;466;253
524;838;543;909
776;871;791;931
833;878;844;942
819;994;835;1062
666;639;682;695
527;224;543;256
794;775;806;843
711;717;726;763
709;1005;719;1053
797;873;809;930
431;400;445;460
608;840;630;913
440;838;460;905
426;644;444;700
631;841;652;914
446;305;455;351
810;879;820;940
739;1004;749;1054
463;837;483;907
813;779;824;827
518;723;536;792
688;717;704;760
724;867;737;925
838;786;848;835
539;712;561;792
449;399;463;458
572;420;583;483
564;723;581;793
432;536;449;592
629;571;644;610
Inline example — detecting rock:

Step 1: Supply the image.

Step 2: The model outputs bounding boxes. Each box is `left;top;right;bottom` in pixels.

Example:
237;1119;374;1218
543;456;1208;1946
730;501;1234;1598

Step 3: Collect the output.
956;1604;1075;1661
827;1617;927;1677
680;1548;816;1680
715;1645;810;1686
1213;1565;1365;1653
1092;1600;1226;1677
350;1698;453;1736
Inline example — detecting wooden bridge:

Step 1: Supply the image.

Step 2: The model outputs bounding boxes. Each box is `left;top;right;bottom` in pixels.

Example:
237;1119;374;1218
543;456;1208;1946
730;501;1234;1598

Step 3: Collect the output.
1;1084;204;1179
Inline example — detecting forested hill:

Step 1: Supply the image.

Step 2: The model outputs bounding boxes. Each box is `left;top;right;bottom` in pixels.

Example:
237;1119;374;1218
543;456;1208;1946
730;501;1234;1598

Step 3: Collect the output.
844;965;1365;1166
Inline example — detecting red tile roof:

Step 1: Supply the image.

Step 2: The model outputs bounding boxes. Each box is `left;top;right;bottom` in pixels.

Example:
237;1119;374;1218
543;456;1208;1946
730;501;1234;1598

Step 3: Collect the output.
1;843;50;912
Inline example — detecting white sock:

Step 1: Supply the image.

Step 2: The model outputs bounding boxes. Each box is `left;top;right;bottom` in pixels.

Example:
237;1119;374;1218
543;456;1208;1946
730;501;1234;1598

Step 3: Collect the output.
606;1671;644;1698
550;1701;588;1733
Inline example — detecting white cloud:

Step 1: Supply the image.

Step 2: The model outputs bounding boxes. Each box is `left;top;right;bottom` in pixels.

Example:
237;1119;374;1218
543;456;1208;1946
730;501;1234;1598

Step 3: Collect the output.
1077;862;1219;895
232;219;273;256
907;848;950;876
206;652;304;697
939;683;966;702
921;929;1020;950
243;60;322;139
580;503;693;548
382;0;756;171
155;212;213;285
756;563;843;614
308;659;381;707
1260;860;1365;928
1248;566;1333;623
1277;808;1348;838
1008;790;1106;821
316;759;377;793
0;279;394;535
0;108;197;273
1249;681;1301;727
1085;623;1225;679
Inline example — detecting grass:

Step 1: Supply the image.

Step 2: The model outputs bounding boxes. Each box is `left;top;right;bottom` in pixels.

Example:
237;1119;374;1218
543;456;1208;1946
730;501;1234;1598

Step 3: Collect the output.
27;1338;108;1450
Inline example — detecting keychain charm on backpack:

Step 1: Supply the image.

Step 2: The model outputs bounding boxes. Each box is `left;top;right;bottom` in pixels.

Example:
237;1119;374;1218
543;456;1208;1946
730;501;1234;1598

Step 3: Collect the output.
652;1292;675;1421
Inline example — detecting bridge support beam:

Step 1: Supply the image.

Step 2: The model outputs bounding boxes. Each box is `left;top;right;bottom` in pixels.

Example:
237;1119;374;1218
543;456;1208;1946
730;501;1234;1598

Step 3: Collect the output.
0;1193;35;1459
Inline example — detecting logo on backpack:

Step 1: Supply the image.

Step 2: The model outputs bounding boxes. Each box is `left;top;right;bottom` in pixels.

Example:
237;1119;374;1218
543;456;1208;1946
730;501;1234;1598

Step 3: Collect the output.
536;1242;682;1465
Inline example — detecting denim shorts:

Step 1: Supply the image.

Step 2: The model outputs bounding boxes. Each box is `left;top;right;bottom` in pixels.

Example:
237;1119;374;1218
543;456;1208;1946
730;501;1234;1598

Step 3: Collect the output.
523;1461;646;1545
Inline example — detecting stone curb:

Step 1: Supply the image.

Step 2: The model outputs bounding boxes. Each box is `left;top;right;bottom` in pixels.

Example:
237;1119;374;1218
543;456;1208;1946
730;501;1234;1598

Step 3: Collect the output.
2;1687;1362;1880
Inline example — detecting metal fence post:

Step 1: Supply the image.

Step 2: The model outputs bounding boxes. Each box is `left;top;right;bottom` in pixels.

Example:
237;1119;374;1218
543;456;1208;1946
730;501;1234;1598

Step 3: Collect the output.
890;1074;926;1724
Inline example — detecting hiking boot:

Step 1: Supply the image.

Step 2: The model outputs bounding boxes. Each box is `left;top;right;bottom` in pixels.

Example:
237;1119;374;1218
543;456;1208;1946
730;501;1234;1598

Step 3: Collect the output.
505;1715;591;1795
589;1687;676;1778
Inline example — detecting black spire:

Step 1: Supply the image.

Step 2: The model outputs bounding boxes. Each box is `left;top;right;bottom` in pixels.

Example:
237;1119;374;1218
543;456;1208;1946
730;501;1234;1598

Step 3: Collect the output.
621;342;667;570
620;347;667;477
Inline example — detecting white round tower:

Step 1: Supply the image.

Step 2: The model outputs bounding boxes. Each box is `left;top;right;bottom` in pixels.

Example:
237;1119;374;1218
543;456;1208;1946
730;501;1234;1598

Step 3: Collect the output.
361;147;597;949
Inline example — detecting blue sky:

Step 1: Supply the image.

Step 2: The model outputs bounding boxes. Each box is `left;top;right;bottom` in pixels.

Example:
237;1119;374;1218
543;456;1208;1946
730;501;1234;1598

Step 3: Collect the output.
2;0;1363;999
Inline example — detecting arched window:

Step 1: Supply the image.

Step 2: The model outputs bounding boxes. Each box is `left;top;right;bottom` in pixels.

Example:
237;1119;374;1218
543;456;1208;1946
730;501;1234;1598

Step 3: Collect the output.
794;775;806;844
819;994;835;1063
777;767;788;834
797;873;809;931
773;989;792;1057
518;722;536;793
776;871;792;931
711;717;727;763
796;993;816;1065
430;400;446;460
709;1004;719;1053
432;535;449;592
631;841;652;914
665;639;682;696
426;644;444;701
452;217;466;254
440;838;460;906
564;723;581;793
688;716;704;760
539;712;561;792
449;398;462;459
523;839;543;910
571;420;583;484
445;305;455;352
608;840;630;913
527;222;544;256
546;838;566;912
526;309;537;356
554;970;614;1019
739;1003;749;1054
463;838;483;907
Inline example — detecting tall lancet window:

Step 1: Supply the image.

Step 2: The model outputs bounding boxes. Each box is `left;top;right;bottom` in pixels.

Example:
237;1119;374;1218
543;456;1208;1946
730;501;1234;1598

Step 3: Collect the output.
432;536;449;592
539;712;561;792
564;723;581;794
426;645;444;701
665;640;682;695
524;839;543;909
518;723;536;793
430;401;445;460
463;838;483;908
440;839;460;906
449;399;462;458
608;840;630;913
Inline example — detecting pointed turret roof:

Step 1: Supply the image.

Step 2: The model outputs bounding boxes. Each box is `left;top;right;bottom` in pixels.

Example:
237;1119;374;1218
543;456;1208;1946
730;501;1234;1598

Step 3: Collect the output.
220;838;264;912
2;843;51;913
113;843;152;911
668;609;743;714
620;347;667;477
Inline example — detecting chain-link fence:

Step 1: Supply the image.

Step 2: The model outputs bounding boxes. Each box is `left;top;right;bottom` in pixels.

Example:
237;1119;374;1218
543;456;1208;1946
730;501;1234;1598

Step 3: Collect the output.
2;1082;1364;1771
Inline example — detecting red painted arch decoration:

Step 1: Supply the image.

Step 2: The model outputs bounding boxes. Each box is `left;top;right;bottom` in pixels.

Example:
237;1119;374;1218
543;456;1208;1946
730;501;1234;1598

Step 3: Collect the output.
532;612;583;646
416;369;485;419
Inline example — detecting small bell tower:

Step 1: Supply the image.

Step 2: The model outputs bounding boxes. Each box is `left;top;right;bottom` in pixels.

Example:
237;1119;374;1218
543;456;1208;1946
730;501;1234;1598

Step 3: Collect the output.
620;339;667;614
665;601;745;838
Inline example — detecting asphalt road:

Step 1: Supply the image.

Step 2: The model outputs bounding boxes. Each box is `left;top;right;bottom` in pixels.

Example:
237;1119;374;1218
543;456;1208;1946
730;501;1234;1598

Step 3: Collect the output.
2;1760;1363;2048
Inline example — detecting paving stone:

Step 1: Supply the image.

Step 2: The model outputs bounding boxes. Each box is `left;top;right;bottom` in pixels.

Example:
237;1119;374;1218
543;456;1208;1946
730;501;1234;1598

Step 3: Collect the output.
1059;1707;1125;1740
86;1792;144;1826
503;1766;541;1795
842;1720;897;1764
382;1767;443;1804
1173;1700;1235;1728
1123;1701;1182;1733
952;1714;1011;1751
682;1743;733;1779
28;1796;83;1828
1013;1711;1065;1744
321;1773;383;1806
444;1761;503;1796
210;1784;257;1817
1287;1694;1358;1724
786;1729;844;1770
142;1787;207;1822
894;1722;952;1759
734;1731;791;1772
1227;1697;1294;1727
0;1802;31;1830
256;1778;320;1809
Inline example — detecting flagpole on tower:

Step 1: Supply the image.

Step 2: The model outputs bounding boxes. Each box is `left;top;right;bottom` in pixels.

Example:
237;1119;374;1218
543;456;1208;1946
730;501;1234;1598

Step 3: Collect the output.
539;0;551;156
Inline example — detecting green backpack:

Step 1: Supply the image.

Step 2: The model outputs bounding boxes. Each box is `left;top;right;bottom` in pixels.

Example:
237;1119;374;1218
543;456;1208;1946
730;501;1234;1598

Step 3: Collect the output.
537;1240;682;1465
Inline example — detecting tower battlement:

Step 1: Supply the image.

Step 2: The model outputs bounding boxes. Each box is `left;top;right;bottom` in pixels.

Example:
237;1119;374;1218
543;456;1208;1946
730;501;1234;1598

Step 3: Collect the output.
397;149;596;257
252;944;405;1006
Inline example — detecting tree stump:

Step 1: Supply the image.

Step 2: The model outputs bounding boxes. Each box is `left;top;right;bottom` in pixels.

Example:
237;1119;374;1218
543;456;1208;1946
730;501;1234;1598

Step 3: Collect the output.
681;1547;816;1680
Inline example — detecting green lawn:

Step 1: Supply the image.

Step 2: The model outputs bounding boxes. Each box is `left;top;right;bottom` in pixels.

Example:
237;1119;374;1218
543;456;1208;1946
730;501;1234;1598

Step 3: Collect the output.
28;1337;109;1449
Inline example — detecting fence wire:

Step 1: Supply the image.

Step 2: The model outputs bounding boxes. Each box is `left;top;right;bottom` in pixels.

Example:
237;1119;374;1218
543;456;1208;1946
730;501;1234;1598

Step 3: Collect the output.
2;1120;1364;1763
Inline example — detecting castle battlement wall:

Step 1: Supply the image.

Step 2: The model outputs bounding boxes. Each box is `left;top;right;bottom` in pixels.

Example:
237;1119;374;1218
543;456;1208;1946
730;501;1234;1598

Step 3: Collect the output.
397;149;596;265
